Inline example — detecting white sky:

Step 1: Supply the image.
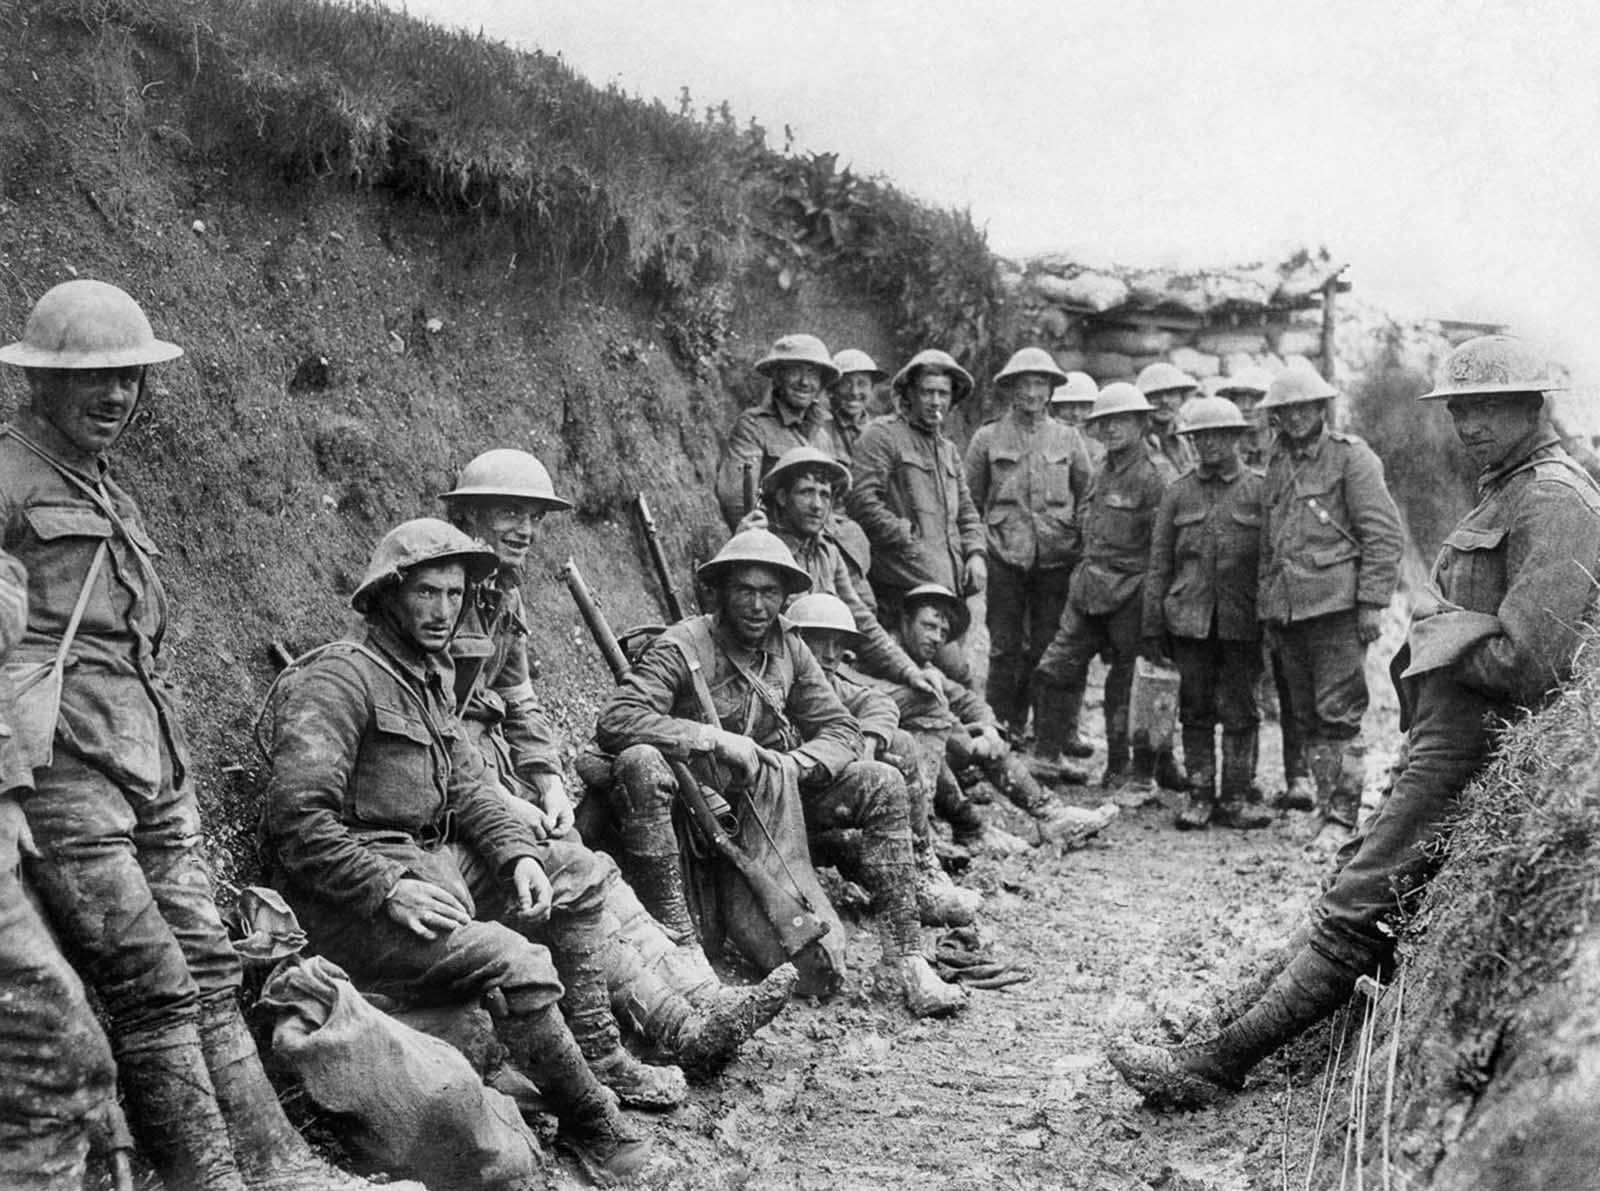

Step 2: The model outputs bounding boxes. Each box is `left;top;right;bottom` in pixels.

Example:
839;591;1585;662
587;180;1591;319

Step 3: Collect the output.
384;0;1600;375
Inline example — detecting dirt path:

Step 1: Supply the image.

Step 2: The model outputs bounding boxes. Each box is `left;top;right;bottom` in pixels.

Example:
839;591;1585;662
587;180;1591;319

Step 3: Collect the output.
646;660;1407;1191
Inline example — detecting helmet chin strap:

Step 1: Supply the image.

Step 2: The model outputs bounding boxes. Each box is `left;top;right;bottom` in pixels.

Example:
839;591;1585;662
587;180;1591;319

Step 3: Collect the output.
108;366;148;450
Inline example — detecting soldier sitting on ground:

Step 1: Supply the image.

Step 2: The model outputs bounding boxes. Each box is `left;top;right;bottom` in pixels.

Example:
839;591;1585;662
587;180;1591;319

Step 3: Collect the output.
785;590;984;928
437;449;796;1081
1110;336;1600;1107
591;529;968;1017
259;520;657;1182
885;584;1118;855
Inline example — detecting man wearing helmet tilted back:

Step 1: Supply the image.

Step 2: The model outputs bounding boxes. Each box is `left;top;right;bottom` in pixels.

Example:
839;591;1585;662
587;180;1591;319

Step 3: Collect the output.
1111;336;1600;1108
0;280;414;1191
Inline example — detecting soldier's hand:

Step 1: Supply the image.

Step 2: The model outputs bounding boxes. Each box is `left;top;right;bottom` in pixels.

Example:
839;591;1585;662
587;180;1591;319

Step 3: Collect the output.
906;668;940;697
712;728;763;784
963;555;988;595
531;772;576;839
384;878;471;941
1357;605;1385;645
735;508;769;534
508;857;553;927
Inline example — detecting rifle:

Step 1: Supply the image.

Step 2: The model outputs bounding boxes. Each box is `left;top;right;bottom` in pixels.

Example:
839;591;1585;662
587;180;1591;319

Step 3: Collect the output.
633;493;686;623
741;459;757;516
557;558;830;962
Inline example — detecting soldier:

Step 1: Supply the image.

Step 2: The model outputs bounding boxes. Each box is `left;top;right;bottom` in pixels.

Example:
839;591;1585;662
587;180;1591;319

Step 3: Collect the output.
784;591;983;927
437;449;795;1077
715;333;839;529
0;548;121;1191
1051;371;1104;471
593;529;968;1017
260;520;654;1181
0;280;405;1191
847;349;987;622
1136;360;1201;476
1257;367;1403;834
1032;383;1182;791
1110;336;1600;1106
824;348;886;477
1214;366;1274;469
887;583;1116;852
966;348;1094;754
1142;398;1273;831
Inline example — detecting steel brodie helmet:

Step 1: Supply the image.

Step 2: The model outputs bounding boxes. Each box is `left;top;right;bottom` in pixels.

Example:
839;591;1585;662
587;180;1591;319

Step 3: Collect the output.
1419;335;1560;401
891;349;975;406
1178;396;1249;434
761;445;852;500
994;347;1068;387
786;592;860;639
351;518;498;613
831;348;886;382
1261;367;1339;409
440;448;573;511
756;334;840;385
901;582;971;640
1135;361;1198;396
0;279;183;370
696;529;812;596
1085;381;1153;422
1051;371;1099;404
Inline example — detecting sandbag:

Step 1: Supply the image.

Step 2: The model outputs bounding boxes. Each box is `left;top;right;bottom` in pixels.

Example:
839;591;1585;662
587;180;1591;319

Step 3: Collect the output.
1271;327;1323;358
1060;272;1129;313
1195;328;1269;357
260;957;546;1191
1168;346;1220;380
1084;324;1176;357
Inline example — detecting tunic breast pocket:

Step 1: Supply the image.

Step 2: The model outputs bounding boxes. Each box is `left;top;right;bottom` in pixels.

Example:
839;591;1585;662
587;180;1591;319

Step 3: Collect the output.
1097;493;1149;555
1042;446;1077;508
894;456;938;528
354;705;440;826
1437;525;1507;611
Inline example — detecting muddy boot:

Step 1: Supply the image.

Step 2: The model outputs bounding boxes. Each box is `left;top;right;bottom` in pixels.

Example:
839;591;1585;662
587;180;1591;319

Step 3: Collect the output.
1326;742;1366;830
501;1005;655;1183
671;964;798;1073
1099;738;1130;789
1173;729;1214;830
914;848;982;926
1274;773;1317;812
889;954;968;1018
1153;744;1188;793
1035;802;1119;848
118;1023;246;1191
199;1001;425;1191
1106;948;1358;1108
1215;729;1273;830
1028;683;1094;786
551;914;687;1110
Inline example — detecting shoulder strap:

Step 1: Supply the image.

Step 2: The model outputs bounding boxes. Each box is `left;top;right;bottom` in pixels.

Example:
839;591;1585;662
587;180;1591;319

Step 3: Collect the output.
46;541;108;688
252;639;444;759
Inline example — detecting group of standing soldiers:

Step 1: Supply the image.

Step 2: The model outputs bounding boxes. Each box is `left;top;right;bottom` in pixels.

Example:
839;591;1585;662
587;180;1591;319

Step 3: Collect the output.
3;276;1598;1190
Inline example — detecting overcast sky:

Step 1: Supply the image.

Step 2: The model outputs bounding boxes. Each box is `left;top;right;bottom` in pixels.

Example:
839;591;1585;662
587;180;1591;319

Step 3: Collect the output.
385;0;1600;375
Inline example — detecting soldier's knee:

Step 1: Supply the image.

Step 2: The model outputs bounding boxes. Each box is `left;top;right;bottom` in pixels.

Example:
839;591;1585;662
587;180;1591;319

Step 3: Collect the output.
612;745;676;819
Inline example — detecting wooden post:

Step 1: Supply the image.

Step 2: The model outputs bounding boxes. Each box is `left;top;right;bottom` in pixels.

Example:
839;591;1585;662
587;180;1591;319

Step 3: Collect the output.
1319;266;1348;382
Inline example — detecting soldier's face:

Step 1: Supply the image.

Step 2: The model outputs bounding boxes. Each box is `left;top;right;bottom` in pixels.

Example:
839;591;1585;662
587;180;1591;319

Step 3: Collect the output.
1276;401;1326;441
28;366;142;455
831;373;874;421
906;372;954;431
391;563;466;654
1050;402;1088;427
461;500;545;571
1191;428;1241;469
772;364;824;415
900;604;951;665
720;563;786;647
1446;393;1542;470
1008;374;1053;416
1093;412;1145;452
776;473;834;537
800;627;847;674
1148;387;1190;426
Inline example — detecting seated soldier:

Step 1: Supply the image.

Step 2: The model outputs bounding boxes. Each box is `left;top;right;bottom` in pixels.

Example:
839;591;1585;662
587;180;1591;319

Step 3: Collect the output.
887;584;1119;853
785;591;983;928
438;449;795;1072
591;529;967;1017
260;519;656;1183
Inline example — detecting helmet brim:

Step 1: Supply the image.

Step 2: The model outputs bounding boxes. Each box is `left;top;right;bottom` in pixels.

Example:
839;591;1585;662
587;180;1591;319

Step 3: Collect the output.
438;486;575;511
696;557;813;597
755;357;842;386
350;548;500;613
0;338;183;369
1417;382;1562;402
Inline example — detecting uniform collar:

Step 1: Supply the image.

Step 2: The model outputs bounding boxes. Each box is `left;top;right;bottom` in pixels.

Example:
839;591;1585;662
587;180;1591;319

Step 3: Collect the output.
1104;443;1143;473
762;394;817;432
1283;427;1328;462
711;614;779;662
1196;458;1242;483
13;410;109;479
1479;429;1563;492
363;618;454;692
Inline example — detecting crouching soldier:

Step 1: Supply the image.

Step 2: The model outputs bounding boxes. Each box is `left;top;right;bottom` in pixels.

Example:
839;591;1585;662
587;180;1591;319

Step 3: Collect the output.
592;529;968;1017
1032;383;1181;791
0;548;120;1191
1;280;406;1191
1142;397;1273;831
889;584;1118;853
1110;336;1600;1106
786;591;983;928
438;449;794;1072
260;520;657;1182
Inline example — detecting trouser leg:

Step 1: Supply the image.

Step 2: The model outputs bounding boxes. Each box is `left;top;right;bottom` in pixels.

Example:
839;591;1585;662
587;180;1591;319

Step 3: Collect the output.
1101;602;1143;779
1035;603;1110;772
802;762;920;958
606;744;697;942
984;556;1029;731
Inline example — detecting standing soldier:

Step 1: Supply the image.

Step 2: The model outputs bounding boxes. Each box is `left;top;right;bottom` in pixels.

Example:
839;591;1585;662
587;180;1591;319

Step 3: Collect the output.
1032;383;1181;790
1142;398;1273;831
1136;361;1201;476
824;348;885;477
1257;367;1402;834
1215;366;1274;469
847;349;987;623
0;280;403;1190
1051;371;1104;471
1110;336;1600;1106
1;547;121;1191
715;333;839;529
965;348;1094;763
